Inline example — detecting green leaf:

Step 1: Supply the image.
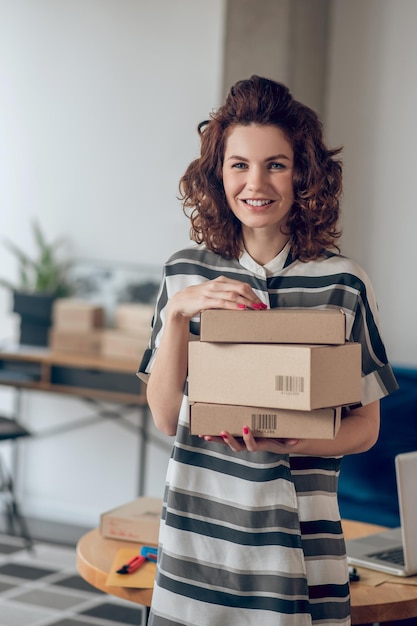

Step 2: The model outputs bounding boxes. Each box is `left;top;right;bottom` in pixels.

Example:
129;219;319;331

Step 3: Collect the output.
1;219;72;295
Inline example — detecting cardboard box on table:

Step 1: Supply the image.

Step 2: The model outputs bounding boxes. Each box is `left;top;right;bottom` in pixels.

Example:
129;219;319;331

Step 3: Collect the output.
200;308;347;344
100;496;162;545
188;341;361;412
189;402;342;439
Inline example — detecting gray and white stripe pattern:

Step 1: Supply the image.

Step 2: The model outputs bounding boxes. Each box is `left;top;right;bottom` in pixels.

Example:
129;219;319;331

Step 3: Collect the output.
139;244;398;626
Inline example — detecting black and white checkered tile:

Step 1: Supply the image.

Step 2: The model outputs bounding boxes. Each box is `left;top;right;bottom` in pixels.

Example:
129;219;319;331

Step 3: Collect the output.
0;533;146;626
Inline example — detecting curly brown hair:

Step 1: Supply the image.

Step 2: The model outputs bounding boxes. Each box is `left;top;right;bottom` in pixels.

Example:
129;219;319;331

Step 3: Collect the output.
179;76;343;261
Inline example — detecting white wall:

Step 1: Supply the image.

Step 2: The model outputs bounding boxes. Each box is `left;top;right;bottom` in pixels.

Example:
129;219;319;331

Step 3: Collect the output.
326;0;417;368
0;0;225;527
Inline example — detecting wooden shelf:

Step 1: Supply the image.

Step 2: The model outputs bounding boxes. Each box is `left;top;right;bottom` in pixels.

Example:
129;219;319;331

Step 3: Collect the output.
0;345;146;405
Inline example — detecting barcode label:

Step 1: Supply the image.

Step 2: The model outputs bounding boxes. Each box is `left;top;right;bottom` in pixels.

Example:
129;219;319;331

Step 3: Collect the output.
251;413;277;431
276;375;304;395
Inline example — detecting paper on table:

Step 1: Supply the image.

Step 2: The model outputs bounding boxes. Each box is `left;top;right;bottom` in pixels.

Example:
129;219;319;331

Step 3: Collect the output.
106;548;156;588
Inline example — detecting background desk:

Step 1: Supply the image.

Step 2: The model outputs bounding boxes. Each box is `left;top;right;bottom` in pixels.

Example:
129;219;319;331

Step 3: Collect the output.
344;519;417;625
0;344;160;496
77;520;417;624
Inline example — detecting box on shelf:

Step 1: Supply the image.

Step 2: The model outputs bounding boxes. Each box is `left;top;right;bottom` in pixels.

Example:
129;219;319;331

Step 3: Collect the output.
189;402;342;439
52;299;104;332
49;328;102;354
101;329;148;360
115;303;154;334
188;341;361;411
100;496;162;545
200;308;346;344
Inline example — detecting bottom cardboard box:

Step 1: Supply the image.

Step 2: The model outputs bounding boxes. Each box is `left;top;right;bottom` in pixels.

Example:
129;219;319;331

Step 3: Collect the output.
49;328;103;354
100;496;162;545
101;329;148;360
189;402;342;439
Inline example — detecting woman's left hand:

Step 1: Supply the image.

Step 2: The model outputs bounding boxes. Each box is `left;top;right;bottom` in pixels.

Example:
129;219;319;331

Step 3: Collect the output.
202;427;300;453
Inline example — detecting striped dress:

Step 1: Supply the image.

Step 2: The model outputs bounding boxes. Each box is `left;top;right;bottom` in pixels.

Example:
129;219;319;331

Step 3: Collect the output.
138;243;398;626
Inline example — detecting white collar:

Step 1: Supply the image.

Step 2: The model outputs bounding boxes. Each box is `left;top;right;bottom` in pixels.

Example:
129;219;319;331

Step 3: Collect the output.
239;241;291;277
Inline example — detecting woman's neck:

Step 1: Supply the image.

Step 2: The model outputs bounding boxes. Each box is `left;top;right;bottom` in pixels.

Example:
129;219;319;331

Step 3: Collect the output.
242;228;290;266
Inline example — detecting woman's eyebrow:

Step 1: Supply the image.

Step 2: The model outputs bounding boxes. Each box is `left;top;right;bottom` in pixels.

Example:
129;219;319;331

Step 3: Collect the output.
226;153;292;161
265;154;291;162
225;154;248;161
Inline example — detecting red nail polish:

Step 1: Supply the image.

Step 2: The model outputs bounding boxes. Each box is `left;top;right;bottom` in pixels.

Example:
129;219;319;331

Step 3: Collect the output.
253;302;261;309
243;426;249;435
260;302;268;310
221;433;228;439
238;304;246;309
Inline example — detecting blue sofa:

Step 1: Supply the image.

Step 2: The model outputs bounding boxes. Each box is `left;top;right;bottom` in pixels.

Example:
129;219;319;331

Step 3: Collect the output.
338;367;417;528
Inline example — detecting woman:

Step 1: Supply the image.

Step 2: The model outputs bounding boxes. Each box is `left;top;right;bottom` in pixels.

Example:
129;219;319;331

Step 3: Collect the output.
138;76;398;625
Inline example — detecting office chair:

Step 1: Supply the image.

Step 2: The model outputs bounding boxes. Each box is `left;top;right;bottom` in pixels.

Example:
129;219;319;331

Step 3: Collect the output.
0;416;33;549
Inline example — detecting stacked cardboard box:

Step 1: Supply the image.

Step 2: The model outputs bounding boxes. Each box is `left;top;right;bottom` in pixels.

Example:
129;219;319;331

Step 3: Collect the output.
49;299;104;354
49;299;154;360
101;303;154;359
188;309;362;439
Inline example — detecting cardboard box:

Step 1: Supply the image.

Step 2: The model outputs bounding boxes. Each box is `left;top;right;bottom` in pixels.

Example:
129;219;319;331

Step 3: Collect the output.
188;341;361;411
52;299;104;331
200;308;346;344
189;402;342;439
101;329;148;360
49;328;103;354
100;496;162;545
115;303;154;334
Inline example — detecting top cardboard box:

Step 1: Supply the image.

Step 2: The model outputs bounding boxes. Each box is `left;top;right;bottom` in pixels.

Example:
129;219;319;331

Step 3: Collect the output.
200;308;346;344
52;299;104;332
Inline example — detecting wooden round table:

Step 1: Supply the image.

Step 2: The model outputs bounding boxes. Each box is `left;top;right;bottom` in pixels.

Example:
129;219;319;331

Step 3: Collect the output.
77;530;152;607
77;520;417;624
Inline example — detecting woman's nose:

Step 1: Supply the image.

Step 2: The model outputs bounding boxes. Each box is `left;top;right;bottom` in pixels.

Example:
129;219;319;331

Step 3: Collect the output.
246;167;264;191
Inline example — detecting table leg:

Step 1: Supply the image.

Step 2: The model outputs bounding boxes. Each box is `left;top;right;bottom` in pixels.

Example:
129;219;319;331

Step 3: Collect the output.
11;389;23;482
137;406;149;497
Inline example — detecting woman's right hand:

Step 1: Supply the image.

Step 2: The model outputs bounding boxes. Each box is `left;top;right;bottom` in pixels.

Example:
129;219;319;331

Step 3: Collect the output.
167;276;267;320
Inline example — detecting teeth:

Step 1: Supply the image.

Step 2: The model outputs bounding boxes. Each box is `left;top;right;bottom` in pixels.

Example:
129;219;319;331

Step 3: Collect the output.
245;199;271;207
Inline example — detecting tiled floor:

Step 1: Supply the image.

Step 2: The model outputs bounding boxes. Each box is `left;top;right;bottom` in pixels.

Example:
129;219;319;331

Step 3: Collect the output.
0;533;146;626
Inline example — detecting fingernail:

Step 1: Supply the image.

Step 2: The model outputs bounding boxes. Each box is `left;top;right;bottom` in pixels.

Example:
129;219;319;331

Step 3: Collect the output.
221;432;228;439
252;302;262;309
260;302;268;310
243;426;249;435
238;304;246;309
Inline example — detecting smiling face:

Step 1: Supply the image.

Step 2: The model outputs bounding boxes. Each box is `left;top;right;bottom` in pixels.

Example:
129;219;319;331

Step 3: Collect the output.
222;124;295;242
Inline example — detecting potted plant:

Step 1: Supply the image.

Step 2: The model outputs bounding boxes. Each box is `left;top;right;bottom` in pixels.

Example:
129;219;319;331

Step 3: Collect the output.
0;220;72;346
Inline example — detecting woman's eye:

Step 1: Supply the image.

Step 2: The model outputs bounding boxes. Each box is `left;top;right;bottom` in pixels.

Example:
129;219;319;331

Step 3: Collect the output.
269;162;285;170
231;162;247;169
